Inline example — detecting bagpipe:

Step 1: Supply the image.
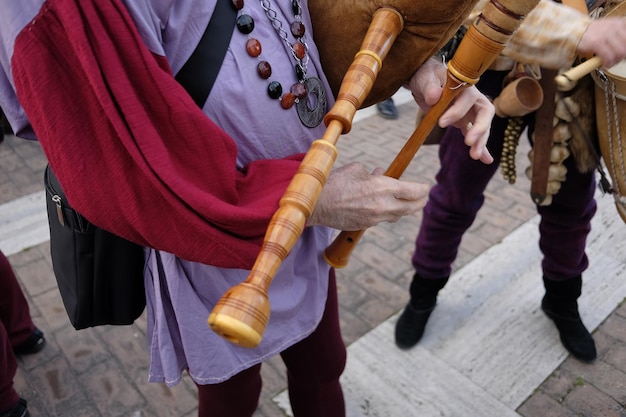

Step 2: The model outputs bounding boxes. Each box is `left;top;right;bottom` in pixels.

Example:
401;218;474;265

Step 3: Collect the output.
208;0;543;348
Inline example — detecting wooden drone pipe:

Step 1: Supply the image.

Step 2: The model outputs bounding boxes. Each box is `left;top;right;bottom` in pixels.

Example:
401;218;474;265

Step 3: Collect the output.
555;56;602;91
324;0;542;268
208;7;404;348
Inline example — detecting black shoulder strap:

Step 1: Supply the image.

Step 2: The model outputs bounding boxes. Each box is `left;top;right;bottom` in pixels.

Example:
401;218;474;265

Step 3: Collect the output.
175;0;237;107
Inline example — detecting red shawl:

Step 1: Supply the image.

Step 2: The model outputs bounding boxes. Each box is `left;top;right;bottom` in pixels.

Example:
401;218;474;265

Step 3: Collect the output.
11;0;303;269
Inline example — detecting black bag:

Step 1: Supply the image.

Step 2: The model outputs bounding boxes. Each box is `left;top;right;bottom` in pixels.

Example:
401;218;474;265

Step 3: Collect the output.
42;0;237;329
44;165;146;329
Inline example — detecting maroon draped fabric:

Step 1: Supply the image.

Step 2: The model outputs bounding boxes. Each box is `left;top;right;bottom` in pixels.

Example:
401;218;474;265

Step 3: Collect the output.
11;0;303;269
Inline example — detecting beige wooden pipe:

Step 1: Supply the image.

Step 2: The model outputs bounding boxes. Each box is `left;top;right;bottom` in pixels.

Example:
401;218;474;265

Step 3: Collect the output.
555;56;602;91
208;8;404;348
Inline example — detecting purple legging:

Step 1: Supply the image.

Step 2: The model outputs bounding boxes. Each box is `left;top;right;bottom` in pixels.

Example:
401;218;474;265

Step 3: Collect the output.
412;70;597;281
0;250;36;412
195;268;346;417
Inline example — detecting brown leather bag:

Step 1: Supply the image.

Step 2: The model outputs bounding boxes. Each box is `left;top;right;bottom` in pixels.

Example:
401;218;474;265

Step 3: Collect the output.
309;0;479;108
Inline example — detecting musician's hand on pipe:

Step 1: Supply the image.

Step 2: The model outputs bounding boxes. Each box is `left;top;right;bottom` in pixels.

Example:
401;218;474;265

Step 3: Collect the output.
440;87;494;164
405;58;495;164
404;58;448;108
577;17;626;68
307;162;430;231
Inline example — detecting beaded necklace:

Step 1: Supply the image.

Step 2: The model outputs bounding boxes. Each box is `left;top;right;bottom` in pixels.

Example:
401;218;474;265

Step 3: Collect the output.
233;0;327;127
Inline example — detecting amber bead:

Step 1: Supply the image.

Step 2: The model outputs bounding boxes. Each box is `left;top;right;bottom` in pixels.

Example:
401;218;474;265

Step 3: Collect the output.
290;82;307;99
268;81;283;99
246;38;261;57
290;21;305;38
237;14;254;35
231;0;244;10
293;42;305;60
281;93;296;109
257;61;272;79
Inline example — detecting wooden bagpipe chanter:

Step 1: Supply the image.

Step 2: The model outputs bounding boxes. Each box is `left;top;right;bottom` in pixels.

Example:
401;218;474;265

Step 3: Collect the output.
208;0;542;348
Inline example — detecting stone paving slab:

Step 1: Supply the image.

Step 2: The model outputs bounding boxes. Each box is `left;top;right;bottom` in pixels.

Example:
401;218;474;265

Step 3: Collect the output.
0;190;48;256
274;189;626;417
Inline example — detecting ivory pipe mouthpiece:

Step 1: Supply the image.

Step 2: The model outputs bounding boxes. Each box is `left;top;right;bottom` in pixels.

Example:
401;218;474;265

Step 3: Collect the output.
208;282;270;348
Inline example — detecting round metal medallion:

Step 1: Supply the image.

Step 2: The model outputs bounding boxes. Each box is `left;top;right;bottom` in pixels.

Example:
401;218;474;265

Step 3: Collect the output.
296;77;327;128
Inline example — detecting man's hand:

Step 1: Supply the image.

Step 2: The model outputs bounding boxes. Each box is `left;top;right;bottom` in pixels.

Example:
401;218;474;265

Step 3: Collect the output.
578;17;626;68
308;163;430;231
405;58;496;164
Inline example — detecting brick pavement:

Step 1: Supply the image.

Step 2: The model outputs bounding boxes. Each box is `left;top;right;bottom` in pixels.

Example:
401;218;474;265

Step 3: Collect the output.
1;98;625;417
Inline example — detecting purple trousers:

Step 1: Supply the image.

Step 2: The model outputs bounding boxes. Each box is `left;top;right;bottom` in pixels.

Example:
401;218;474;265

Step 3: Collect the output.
195;268;346;417
412;70;597;281
0;250;36;412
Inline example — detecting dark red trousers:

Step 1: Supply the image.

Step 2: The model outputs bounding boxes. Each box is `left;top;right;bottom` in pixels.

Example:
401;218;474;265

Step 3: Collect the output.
196;268;347;417
0;250;35;411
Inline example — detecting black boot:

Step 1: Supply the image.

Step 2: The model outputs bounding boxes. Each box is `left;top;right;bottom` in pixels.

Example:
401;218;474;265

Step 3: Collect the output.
541;275;596;362
395;273;449;349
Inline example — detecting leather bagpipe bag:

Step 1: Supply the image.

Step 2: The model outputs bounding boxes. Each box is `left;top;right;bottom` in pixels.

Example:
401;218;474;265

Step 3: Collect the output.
309;0;479;108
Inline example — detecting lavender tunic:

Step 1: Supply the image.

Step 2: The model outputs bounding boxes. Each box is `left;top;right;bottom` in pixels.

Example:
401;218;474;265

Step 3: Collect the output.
0;0;334;386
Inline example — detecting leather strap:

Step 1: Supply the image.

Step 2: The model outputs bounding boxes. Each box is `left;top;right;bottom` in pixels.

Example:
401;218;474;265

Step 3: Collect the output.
530;68;558;205
529;0;593;204
175;0;238;107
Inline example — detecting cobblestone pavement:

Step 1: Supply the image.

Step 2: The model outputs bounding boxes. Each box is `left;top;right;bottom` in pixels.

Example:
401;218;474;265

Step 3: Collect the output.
1;98;625;417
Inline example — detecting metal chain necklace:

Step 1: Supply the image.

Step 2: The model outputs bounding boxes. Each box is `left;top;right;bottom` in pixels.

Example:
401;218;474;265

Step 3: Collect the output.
234;0;327;127
259;0;309;81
